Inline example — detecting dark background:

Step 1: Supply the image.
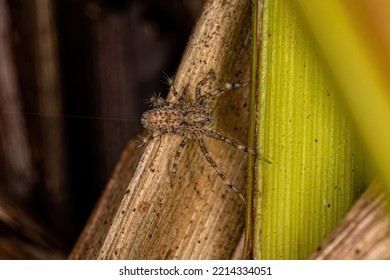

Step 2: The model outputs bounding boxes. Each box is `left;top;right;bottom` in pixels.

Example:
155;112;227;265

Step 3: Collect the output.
0;0;203;258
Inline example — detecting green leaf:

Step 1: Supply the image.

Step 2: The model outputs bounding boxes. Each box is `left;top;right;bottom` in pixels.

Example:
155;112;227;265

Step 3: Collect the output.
251;0;369;259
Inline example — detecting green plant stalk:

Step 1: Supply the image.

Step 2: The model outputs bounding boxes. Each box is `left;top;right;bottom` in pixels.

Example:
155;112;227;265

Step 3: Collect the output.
244;0;260;260
253;0;368;259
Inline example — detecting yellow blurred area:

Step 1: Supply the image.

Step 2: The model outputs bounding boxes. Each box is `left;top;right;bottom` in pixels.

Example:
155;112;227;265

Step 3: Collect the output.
296;0;390;191
345;0;390;82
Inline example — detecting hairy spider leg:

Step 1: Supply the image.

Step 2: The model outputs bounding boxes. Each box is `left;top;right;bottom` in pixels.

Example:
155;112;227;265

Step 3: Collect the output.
196;136;246;204
201;128;271;163
148;92;171;108
171;135;190;181
136;128;172;148
198;81;250;103
165;74;189;106
195;69;216;102
161;72;173;86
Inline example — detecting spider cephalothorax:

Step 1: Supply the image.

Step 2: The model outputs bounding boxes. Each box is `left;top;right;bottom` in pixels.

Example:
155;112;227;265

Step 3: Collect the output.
139;69;270;203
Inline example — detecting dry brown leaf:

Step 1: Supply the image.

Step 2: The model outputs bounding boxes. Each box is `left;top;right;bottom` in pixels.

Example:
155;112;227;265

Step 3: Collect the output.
70;0;252;260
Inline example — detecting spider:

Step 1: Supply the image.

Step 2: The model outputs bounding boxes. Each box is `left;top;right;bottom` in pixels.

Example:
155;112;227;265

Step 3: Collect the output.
138;69;270;203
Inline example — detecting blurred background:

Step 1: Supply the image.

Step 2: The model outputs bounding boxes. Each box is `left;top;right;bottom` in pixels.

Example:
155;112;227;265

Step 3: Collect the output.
0;0;203;258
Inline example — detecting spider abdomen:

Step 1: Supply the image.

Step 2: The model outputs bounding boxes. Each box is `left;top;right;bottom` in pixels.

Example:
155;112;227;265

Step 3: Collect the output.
141;107;183;131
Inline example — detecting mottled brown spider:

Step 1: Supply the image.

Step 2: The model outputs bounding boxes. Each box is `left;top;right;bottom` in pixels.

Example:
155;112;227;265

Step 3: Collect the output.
138;69;270;203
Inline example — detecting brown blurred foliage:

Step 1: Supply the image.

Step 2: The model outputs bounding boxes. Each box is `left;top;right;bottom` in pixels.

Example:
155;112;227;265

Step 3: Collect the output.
0;0;202;258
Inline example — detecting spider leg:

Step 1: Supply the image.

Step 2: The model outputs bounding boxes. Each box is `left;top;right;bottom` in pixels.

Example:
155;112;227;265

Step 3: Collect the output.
198;81;249;103
136;129;170;148
195;69;216;102
161;72;173;86
196;136;246;204
201;128;271;163
165;75;189;106
147;92;170;108
171;135;190;182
